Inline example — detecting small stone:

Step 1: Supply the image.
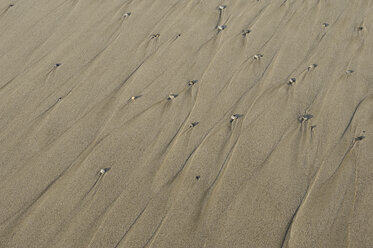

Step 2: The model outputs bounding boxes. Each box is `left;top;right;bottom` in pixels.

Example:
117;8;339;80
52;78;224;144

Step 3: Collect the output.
217;25;226;31
189;122;198;128
307;64;318;70
288;78;296;86
188;80;198;86
242;29;251;36
300;114;313;122
230;114;241;122
167;94;177;100
254;54;263;60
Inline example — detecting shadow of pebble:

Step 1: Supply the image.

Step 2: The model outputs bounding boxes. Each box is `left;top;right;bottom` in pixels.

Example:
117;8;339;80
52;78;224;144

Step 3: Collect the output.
355;136;365;141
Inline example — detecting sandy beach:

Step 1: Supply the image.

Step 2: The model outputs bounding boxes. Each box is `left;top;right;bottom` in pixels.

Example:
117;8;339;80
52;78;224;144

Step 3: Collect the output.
1;0;373;247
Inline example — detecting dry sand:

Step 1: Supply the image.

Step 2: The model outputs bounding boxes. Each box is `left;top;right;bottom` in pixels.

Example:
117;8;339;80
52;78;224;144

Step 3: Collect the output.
1;0;373;247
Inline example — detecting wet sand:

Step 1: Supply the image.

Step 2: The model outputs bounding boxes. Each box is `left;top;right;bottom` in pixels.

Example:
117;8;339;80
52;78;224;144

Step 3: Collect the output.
1;0;373;247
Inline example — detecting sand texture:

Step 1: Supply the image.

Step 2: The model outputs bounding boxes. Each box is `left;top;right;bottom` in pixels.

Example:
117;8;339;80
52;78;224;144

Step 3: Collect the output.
1;0;373;247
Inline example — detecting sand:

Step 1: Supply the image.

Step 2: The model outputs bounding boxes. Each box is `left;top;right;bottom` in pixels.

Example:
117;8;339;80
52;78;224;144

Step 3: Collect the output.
1;0;373;247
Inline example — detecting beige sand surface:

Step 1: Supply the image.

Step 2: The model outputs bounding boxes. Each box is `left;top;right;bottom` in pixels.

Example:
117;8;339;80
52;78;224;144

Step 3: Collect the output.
1;0;373;247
